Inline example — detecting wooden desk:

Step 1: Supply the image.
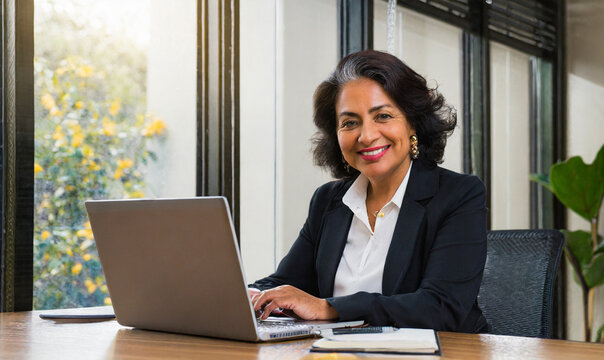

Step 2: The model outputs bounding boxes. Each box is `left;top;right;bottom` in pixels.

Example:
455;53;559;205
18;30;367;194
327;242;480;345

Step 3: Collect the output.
1;307;603;359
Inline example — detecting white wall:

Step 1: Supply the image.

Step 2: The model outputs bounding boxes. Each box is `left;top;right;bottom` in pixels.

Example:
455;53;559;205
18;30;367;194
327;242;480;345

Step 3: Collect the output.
239;0;337;281
374;3;463;173
239;0;278;282
565;0;604;341
275;0;337;258
489;42;531;230
146;0;197;197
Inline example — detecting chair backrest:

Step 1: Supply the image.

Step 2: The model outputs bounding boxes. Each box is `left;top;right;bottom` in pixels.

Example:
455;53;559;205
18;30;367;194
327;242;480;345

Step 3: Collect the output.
477;229;564;338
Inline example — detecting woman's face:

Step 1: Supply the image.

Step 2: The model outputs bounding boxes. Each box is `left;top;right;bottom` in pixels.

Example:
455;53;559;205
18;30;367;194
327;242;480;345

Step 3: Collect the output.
336;77;414;184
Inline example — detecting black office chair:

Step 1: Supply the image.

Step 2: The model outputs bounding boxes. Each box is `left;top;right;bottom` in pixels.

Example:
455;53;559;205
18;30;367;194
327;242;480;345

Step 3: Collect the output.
477;229;564;338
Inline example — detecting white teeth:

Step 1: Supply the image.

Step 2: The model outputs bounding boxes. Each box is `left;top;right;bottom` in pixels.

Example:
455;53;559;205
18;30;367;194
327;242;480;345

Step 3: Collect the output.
361;146;388;156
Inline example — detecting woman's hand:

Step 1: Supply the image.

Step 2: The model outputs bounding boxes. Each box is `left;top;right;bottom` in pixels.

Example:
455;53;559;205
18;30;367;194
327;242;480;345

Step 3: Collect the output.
251;285;339;321
247;288;261;299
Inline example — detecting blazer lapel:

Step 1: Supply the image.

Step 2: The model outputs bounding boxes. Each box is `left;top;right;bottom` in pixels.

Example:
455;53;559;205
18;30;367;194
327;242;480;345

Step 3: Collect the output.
382;160;438;295
316;206;353;297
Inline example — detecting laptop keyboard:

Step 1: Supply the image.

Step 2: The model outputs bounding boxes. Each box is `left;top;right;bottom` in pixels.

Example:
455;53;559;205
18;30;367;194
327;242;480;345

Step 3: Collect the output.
257;320;312;339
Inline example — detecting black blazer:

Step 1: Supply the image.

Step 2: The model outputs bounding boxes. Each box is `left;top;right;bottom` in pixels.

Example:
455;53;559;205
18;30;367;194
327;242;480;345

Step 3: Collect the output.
251;160;488;333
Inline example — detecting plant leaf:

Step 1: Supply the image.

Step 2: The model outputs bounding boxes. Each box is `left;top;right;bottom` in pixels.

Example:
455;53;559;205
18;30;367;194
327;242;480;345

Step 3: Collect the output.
530;173;553;193
597;323;604;343
563;230;594;266
550;144;604;221
583;253;604;288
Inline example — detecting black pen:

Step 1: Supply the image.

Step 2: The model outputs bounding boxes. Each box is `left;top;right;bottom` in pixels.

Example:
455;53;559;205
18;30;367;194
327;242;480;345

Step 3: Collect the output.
318;326;396;337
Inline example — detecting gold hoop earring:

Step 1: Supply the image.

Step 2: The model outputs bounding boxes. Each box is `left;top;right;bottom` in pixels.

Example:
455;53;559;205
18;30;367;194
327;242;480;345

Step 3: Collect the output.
410;135;419;160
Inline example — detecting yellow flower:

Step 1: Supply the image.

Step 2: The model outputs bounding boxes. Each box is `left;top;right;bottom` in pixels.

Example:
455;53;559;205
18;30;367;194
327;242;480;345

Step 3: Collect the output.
71;262;82;275
40;199;50;209
88;161;101;172
43;253;50;262
113;169;123;180
41;93;57;110
66;119;81;132
102;117;116;136
93;112;99;120
83;253;92;261
128;190;145;198
142;118;167;137
65;185;75;192
74;101;84;109
34;163;44;175
85;279;97;294
135;114;145;126
104;297;112;306
77;222;94;240
55;67;67;76
76;65;93;78
66;247;73;257
52;126;67;147
82;145;95;158
52;125;65;141
116;158;134;170
109;99;121;116
49;106;61;117
76;228;93;240
41;230;51;240
71;132;85;148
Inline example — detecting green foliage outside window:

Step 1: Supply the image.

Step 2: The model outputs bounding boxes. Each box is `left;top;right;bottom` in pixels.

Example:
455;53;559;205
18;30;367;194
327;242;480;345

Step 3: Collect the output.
33;1;167;309
34;56;166;309
33;0;163;310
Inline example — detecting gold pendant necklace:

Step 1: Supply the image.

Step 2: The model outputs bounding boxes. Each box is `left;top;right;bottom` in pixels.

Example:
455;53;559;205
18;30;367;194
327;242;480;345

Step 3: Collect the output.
373;210;384;218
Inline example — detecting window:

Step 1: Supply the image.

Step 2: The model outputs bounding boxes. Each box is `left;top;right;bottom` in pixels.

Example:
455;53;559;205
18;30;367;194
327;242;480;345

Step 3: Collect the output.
33;0;196;309
489;42;531;229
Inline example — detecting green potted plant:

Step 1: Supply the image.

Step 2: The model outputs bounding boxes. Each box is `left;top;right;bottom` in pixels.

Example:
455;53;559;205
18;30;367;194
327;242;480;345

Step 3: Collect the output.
531;144;604;342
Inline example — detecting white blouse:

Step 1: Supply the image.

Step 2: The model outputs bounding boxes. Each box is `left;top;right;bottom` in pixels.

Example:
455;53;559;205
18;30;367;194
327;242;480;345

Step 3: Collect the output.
332;162;413;297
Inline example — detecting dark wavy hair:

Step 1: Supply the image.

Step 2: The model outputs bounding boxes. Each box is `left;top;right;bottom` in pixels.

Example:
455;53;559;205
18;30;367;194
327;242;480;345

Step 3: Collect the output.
312;50;456;179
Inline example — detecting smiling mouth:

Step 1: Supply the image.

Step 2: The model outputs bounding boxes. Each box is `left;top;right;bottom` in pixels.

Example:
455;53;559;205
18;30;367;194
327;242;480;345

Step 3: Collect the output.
358;145;390;161
359;145;390;156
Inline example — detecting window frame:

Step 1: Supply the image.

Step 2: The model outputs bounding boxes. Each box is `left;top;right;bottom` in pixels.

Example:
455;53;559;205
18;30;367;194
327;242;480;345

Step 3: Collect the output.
0;0;240;312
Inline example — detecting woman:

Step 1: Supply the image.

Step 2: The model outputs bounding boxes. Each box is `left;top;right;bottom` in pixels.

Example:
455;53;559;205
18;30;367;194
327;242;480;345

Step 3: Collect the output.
250;50;488;333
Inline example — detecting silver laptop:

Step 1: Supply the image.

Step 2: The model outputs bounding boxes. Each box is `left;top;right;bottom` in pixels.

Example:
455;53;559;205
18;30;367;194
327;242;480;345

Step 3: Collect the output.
85;197;362;341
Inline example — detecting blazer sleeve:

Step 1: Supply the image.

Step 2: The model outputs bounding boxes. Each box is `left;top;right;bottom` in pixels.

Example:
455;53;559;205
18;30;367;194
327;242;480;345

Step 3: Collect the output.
326;175;487;331
248;183;334;295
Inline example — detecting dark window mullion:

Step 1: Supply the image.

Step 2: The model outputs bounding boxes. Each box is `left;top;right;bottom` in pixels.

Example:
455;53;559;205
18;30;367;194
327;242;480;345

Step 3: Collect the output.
339;0;374;59
196;0;239;236
530;57;555;230
1;0;34;312
463;0;491;228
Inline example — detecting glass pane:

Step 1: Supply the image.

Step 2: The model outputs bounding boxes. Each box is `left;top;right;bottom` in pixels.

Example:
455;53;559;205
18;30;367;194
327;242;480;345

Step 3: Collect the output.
239;0;337;280
490;42;531;229
33;0;196;309
374;3;463;173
